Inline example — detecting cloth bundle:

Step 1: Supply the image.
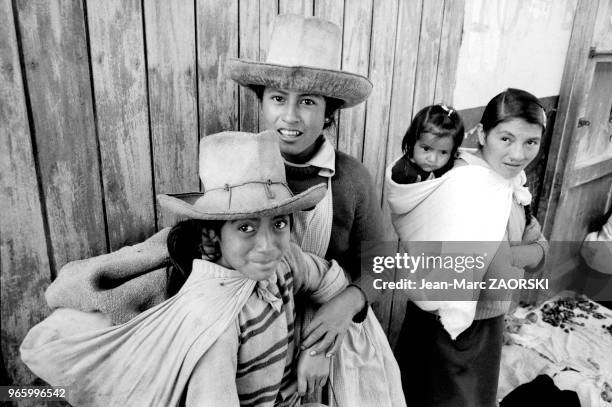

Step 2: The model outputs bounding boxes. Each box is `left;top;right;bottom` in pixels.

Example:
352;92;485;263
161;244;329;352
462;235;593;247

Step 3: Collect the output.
385;156;515;339
21;261;257;406
45;228;171;324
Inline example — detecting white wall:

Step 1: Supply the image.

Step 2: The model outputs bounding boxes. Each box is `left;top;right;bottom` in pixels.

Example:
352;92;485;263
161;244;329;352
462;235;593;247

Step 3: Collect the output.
453;0;578;109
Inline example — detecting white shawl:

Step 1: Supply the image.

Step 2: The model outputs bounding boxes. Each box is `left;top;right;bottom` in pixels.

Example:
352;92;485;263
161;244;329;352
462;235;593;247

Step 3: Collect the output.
20;260;259;407
385;153;519;338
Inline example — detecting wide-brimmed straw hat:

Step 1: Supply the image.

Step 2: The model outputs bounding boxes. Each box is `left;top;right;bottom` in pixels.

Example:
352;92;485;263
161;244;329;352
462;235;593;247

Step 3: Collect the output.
227;14;372;108
157;131;326;220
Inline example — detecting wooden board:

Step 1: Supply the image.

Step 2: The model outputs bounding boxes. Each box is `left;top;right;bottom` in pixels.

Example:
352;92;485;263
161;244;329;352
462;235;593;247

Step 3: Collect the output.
362;0;399;208
337;0;373;160
538;0;600;235
15;0;107;268
0;0;51;389
256;0;280;131
412;0;444;112
238;0;260;132
279;0;313;16
87;0;155;249
361;0;400;331
314;0;344;148
434;0;465;104
383;0;423;342
144;0;199;228
196;0;239;137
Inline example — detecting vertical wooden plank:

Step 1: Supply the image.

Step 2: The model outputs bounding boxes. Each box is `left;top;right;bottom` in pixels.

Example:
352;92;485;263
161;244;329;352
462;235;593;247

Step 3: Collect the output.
434;0;465;104
361;0;399;332
385;0;422;188
257;0;279;131
314;0;345;148
412;0;444;112
144;0;199;228
362;0;399;205
87;0;155;249
15;0;107;267
279;0;314;16
238;0;260;132
0;0;51;387
538;0;599;235
382;0;423;343
197;0;239;136
337;0;373;160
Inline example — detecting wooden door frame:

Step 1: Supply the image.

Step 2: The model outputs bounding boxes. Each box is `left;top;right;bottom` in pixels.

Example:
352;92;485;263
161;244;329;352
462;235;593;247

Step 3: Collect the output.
538;0;602;237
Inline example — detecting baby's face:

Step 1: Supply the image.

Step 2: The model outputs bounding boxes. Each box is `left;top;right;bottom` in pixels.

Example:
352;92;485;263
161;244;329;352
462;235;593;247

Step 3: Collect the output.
411;133;454;172
216;215;291;280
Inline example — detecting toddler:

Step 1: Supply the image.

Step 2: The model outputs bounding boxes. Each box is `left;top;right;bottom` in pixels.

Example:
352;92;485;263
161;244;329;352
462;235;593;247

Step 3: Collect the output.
391;104;464;184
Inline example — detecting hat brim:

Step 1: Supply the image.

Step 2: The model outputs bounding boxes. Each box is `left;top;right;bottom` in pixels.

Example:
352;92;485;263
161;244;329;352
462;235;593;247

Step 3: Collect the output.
227;58;372;109
157;183;327;221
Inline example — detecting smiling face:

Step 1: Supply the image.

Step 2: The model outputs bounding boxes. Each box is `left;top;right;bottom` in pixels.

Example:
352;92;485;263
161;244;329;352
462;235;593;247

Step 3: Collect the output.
215;215;291;281
260;88;327;163
411;132;454;172
479;118;542;179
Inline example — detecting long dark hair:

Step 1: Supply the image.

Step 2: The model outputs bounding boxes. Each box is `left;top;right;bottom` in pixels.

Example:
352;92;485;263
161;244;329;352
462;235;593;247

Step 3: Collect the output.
480;88;546;134
166;219;223;297
401;104;465;175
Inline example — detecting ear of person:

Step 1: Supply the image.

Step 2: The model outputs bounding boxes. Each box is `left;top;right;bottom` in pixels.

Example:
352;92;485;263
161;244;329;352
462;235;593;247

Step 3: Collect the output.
476;123;486;147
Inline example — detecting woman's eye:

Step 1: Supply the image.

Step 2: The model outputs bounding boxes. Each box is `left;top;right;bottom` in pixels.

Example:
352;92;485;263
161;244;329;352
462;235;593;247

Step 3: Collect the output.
422;146;430;151
527;139;540;146
500;137;510;142
301;98;316;106
238;224;255;233
441;151;448;155
271;95;284;103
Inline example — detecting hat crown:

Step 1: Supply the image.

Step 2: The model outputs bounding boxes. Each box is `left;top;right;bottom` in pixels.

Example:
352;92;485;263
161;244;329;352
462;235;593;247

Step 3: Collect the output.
265;14;341;71
199;131;286;191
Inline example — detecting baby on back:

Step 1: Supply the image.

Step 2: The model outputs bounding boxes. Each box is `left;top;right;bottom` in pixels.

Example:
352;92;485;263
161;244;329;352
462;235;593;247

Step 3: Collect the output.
391;104;464;184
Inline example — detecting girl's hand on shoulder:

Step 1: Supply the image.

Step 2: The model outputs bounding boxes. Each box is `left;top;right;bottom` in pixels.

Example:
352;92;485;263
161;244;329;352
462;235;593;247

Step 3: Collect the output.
300;286;365;357
297;350;331;397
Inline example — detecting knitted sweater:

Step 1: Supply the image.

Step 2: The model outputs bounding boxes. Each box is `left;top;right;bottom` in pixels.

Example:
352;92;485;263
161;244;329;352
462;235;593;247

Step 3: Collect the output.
284;150;386;302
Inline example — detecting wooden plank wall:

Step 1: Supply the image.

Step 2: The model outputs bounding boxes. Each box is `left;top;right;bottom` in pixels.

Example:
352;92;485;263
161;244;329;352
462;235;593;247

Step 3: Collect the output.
1;0;468;387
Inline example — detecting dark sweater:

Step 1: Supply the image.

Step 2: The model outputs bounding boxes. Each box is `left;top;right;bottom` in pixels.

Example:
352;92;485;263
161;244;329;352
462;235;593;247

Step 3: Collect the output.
284;150;386;302
391;155;446;184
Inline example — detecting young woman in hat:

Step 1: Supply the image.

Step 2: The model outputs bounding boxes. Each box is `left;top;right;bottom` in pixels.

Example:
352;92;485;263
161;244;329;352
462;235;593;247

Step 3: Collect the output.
22;131;401;407
225;14;385;357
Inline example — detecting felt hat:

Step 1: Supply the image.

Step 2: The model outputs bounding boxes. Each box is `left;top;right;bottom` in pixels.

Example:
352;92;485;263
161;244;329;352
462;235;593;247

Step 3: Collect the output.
157;131;326;220
226;14;372;108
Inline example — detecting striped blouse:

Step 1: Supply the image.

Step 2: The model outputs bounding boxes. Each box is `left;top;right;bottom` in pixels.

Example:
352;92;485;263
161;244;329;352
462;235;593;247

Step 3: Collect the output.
185;242;347;406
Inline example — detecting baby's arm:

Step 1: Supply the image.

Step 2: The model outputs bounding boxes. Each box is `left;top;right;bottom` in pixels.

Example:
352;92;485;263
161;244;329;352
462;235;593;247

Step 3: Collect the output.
186;324;240;406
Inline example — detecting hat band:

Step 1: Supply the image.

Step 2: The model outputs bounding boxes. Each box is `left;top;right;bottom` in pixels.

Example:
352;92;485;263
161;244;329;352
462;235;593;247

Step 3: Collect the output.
194;181;294;214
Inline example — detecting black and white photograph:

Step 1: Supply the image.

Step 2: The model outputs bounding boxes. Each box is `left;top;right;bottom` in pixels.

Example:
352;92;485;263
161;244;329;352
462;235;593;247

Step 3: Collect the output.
2;0;612;406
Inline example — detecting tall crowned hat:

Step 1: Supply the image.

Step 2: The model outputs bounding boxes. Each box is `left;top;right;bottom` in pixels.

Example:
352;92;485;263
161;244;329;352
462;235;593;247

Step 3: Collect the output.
226;14;372;108
157;131;326;220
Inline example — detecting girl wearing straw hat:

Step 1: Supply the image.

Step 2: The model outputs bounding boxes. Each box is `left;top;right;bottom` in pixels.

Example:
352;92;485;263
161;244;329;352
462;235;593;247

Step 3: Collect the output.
47;14;386;358
22;131;392;406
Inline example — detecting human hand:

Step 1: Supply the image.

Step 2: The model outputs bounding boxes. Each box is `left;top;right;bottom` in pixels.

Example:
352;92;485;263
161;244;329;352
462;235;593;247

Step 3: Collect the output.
300;286;365;357
297;350;331;397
